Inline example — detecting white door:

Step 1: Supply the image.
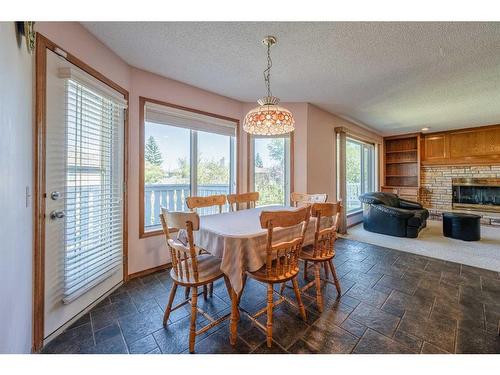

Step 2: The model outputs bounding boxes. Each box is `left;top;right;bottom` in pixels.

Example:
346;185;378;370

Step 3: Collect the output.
44;50;126;339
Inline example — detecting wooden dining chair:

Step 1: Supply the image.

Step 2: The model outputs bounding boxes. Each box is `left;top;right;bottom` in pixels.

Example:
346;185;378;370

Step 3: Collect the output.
186;194;227;214
160;208;231;353
291;193;328;274
242;206;311;348
298;202;342;312
185;195;226;298
227;192;259;211
291;192;328;207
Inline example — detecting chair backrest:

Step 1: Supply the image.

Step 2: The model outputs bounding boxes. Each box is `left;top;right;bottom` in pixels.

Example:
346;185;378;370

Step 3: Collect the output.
291;192;328;207
310;202;341;259
185;194;227;214
160;207;201;282
227;192;259;211
259;206;311;279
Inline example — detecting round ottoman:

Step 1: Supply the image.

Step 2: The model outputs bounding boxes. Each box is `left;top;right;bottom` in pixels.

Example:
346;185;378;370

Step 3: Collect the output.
442;212;481;241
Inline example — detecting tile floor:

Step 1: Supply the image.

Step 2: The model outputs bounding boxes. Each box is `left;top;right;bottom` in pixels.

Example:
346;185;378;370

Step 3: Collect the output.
42;239;500;354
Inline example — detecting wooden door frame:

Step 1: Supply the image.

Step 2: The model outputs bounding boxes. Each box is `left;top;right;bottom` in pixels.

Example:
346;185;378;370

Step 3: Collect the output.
33;33;129;352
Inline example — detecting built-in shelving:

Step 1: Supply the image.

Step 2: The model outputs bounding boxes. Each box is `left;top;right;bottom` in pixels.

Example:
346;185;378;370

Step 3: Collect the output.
382;134;421;202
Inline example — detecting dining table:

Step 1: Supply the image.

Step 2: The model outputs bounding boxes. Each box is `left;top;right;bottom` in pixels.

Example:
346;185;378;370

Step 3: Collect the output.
188;205;331;344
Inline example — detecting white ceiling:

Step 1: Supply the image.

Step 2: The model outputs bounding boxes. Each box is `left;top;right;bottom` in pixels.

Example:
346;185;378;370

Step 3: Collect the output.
82;22;500;135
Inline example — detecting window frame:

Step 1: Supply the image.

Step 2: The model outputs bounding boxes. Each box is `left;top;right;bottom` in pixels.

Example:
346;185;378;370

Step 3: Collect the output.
139;96;240;238
247;132;294;206
345;137;376;214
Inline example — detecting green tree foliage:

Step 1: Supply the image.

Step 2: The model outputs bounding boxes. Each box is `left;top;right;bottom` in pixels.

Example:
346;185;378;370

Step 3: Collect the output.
255;138;286;206
174;157;190;182
267;138;284;164
255;152;263;168
144;136;166;184
346;141;361;183
172;156;229;185
198;156;229;185
145;136;163;166
144;161;165;184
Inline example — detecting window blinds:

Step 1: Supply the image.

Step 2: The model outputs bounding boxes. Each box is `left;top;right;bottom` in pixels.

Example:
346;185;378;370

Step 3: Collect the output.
144;101;236;136
61;71;126;304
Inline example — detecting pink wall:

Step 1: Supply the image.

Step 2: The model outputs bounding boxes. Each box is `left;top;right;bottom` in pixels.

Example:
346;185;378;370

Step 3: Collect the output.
36;22;130;90
34;22;383;275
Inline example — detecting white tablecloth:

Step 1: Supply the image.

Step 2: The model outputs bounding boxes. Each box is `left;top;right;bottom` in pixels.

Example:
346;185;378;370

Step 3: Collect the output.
193;205;329;293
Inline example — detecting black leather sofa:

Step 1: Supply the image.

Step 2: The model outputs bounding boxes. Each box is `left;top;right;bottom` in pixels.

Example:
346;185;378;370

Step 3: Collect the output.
358;192;429;238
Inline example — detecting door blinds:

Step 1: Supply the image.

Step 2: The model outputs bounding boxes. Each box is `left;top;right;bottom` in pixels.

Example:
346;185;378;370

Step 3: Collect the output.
61;69;126;304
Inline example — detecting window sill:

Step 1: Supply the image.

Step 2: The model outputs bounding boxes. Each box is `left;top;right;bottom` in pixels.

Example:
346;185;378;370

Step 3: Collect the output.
347;209;363;217
140;229;163;239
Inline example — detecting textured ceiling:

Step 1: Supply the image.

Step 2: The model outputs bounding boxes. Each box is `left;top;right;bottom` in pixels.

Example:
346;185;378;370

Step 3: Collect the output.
82;22;500;135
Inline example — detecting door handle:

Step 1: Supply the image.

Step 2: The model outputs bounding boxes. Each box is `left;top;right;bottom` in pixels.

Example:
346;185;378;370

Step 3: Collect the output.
50;210;65;220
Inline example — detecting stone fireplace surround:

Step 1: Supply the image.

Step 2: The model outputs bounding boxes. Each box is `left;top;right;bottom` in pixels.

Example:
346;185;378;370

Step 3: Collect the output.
420;164;500;225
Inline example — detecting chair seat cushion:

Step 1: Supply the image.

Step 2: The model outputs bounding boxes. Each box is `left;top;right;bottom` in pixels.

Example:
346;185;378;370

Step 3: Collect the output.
170;254;223;285
299;244;334;261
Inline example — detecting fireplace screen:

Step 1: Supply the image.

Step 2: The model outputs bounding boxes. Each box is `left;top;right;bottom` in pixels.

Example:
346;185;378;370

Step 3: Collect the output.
452;178;500;212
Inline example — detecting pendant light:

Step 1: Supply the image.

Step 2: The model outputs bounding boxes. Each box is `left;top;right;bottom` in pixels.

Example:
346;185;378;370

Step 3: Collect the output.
243;36;295;135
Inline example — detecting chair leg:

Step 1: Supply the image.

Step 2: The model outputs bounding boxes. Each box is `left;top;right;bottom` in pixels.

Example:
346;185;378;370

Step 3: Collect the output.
314;263;323;313
303;260;309;281
203;285;208;300
291;277;307;321
323;262;329;279
184;286;190;299
163;283;178;326
189;286;198;354
328;259;342;297
266;283;274;348
279;282;286;295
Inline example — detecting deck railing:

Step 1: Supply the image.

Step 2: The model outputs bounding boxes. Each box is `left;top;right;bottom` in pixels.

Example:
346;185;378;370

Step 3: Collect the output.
346;182;362;212
144;183;230;229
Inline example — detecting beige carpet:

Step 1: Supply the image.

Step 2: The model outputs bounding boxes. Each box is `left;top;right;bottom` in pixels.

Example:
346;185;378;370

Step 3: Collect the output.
341;220;500;272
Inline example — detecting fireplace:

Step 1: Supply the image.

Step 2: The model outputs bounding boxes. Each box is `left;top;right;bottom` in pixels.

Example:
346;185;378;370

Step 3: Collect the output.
452;178;500;213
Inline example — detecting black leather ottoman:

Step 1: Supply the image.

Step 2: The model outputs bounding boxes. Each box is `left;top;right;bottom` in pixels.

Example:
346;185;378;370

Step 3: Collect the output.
442;212;481;241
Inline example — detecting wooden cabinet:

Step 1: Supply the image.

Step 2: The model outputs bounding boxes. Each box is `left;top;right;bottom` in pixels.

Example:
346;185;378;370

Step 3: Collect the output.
422;124;500;165
423;134;448;161
382;133;420;202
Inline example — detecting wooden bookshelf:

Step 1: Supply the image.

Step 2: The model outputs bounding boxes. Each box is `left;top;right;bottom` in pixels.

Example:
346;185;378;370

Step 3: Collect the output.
382;133;421;202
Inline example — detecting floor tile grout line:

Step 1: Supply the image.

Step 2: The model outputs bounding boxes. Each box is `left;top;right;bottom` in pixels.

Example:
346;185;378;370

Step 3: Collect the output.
115;319;130;354
391;310;406;340
348;327;368;354
453;317;459;354
89;308;97;347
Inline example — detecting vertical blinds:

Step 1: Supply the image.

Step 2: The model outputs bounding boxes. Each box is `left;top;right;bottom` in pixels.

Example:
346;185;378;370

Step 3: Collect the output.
62;75;126;304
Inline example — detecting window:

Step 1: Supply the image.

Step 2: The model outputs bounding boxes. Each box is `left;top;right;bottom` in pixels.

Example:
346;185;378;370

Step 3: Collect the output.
346;138;375;213
250;135;291;206
141;99;238;235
